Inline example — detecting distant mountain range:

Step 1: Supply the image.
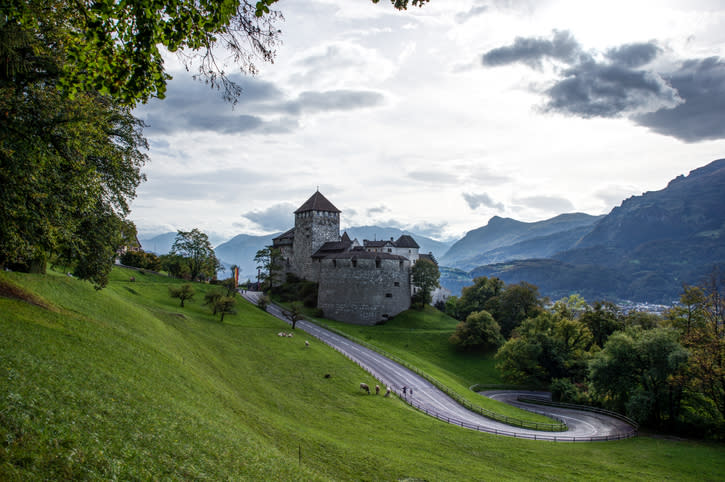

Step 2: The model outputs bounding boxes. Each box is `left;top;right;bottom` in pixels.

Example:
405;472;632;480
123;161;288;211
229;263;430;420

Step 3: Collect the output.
440;213;604;271
213;233;280;282
440;158;725;303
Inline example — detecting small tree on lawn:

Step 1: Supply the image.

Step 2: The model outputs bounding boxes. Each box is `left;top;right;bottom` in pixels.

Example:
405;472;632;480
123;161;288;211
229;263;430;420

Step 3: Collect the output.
283;301;304;330
204;288;225;315
169;284;195;307
257;294;270;311
215;296;236;322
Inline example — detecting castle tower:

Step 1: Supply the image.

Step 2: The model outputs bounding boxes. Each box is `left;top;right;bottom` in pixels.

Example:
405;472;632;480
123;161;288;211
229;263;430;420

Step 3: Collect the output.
293;191;341;281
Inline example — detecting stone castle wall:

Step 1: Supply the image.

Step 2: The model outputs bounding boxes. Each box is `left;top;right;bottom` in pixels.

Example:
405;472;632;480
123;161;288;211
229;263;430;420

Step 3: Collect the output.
317;256;411;325
293;210;340;282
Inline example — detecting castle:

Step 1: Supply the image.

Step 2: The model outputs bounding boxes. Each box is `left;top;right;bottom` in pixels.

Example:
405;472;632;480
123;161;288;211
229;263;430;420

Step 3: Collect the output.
272;191;434;325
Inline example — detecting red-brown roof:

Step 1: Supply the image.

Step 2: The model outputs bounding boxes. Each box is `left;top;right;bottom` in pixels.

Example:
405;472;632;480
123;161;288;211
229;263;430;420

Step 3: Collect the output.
294;191;341;214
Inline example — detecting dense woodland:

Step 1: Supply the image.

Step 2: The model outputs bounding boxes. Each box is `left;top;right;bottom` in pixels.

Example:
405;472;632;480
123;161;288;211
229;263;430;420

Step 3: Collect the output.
441;273;725;437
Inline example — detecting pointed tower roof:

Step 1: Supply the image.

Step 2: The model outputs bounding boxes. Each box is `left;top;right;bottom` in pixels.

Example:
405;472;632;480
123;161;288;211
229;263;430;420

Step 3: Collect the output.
294;191;341;214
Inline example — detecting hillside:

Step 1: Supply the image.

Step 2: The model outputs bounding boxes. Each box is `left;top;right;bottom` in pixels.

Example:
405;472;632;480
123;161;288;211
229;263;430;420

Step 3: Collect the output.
462;159;725;303
2;269;725;479
440;213;603;270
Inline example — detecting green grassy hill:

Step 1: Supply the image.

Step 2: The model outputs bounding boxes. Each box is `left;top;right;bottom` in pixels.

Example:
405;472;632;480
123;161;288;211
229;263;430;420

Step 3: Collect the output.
2;268;724;480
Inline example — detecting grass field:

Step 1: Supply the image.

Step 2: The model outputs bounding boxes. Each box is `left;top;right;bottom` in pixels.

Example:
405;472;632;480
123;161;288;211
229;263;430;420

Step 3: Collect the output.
304;305;558;424
2;267;724;480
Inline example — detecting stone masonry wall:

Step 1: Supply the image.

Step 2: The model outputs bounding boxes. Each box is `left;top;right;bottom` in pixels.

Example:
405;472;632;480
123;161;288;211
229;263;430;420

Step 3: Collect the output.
293;211;339;282
317;257;411;325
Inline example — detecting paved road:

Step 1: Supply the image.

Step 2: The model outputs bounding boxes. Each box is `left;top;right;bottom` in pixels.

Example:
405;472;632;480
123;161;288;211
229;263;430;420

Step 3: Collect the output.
242;292;636;442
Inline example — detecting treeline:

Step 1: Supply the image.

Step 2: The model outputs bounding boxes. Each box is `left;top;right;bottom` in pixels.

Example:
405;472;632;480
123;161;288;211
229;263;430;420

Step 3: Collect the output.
121;229;221;281
440;273;725;438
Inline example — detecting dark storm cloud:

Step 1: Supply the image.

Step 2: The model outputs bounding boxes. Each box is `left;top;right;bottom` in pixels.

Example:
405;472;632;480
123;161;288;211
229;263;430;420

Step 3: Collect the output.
542;59;680;118
241;203;296;232
482;32;725;141
135;75;384;136
634;57;725;143
462;192;504;211
482;30;582;68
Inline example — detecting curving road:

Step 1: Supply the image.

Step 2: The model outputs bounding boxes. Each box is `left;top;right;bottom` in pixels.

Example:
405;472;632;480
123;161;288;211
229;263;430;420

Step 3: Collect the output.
242;292;635;442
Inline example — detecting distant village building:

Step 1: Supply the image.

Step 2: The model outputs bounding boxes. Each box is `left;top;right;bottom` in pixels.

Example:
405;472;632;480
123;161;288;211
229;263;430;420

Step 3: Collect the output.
272;191;436;325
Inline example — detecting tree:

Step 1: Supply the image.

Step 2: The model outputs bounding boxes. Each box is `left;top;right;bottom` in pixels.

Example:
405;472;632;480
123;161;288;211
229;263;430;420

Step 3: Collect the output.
171;229;219;281
666;278;725;422
159;253;191;279
254;247;282;291
257;294;270;311
449;310;504;352
169;284;195;307
551;294;590;320
4;1;430;106
0;13;148;288
496;312;593;386
215;296;237;322
495;282;544;339
283;301;304;330
580;301;624;348
204;288;226;315
411;258;440;309
455;276;505;321
589;327;689;427
3;0;283;105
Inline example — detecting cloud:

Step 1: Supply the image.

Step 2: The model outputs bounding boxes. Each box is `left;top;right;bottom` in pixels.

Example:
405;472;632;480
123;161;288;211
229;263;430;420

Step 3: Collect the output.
542;59;682;118
280;90;384;115
455;3;488;23
605;43;661;68
482;30;582;68
366;205;389;216
240;203;296;232
407;170;460;184
137;168;271;202
516;195;574;212
406;221;449;240
481;32;725;141
135;75;384;136
462;192;505;211
634;57;725;142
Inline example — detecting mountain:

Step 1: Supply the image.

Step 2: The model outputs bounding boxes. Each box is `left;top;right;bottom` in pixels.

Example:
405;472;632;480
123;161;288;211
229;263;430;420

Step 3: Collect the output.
462;159;725;303
138;232;177;255
440;213;604;270
343;225;455;260
213;233;280;282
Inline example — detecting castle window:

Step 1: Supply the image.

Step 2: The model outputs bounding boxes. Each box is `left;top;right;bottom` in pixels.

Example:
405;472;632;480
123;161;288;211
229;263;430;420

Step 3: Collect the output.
352;259;357;267
399;261;404;269
375;258;381;268
387;248;392;253
394;281;400;287
385;293;392;298
333;260;337;267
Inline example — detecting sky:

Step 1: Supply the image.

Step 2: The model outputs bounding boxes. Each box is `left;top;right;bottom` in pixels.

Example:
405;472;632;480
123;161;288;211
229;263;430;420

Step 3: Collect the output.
131;0;725;244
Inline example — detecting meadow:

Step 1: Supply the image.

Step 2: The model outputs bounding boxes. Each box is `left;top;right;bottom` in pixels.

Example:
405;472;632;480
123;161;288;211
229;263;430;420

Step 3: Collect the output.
1;267;724;480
